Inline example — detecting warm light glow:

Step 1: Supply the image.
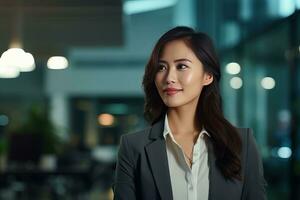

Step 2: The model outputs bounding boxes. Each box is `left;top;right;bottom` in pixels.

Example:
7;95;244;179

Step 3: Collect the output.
261;77;275;90
47;56;69;69
98;113;115;126
230;77;243;89
0;58;20;78
225;62;241;75
9;40;22;49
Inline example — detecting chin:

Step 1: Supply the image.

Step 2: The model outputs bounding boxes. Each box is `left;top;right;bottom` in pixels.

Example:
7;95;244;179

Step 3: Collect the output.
163;96;200;108
163;100;186;108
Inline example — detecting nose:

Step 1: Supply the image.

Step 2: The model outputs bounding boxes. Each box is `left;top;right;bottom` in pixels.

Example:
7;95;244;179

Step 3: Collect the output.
166;68;176;84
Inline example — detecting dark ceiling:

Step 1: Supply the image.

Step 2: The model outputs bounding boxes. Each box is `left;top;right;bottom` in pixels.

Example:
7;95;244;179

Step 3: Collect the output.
0;0;123;58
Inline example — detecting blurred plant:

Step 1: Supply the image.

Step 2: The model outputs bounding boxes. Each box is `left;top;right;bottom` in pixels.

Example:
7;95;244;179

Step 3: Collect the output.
10;104;62;155
0;138;7;155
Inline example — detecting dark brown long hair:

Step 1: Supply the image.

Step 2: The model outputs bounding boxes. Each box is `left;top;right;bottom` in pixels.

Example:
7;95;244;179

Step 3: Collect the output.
142;26;242;181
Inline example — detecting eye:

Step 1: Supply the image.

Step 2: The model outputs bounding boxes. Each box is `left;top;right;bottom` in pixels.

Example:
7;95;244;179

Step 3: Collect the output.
157;64;167;71
177;63;188;70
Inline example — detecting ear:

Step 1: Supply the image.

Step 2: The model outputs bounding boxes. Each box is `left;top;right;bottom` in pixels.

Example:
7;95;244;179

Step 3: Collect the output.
203;73;213;86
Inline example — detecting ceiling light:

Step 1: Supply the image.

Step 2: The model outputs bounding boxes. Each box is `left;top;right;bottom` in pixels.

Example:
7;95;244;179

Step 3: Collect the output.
0;114;9;126
124;0;177;15
0;48;35;72
0;58;20;78
277;147;292;158
47;56;69;70
261;77;275;90
230;77;243;89
225;62;241;75
20;52;35;72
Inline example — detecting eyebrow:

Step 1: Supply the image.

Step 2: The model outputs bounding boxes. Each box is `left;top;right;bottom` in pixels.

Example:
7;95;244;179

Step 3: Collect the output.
159;58;192;63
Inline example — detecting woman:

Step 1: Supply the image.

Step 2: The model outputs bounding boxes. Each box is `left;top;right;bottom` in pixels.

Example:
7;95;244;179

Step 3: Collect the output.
113;26;267;200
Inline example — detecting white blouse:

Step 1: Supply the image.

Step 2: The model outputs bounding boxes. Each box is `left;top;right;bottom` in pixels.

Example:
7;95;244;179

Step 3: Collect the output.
163;114;210;200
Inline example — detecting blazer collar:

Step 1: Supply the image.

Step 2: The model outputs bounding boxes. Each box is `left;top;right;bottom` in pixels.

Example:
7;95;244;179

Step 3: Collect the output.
146;118;221;200
148;118;165;140
145;118;173;200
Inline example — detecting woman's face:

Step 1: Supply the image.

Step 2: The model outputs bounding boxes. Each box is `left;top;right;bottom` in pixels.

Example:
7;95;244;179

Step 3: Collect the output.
154;39;213;108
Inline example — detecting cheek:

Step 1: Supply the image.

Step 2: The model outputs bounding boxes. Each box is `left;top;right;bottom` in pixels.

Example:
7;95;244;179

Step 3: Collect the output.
154;77;161;92
183;73;193;84
180;71;201;86
154;74;163;86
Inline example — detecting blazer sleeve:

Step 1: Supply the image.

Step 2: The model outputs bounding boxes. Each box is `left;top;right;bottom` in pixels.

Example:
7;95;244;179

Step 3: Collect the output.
243;128;268;200
113;135;136;200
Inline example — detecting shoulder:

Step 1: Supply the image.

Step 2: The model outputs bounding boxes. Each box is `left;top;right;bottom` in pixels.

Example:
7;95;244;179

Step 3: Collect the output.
120;126;153;153
236;128;258;152
236;128;257;149
236;128;263;173
236;129;267;197
235;128;261;170
122;126;152;142
236;127;250;140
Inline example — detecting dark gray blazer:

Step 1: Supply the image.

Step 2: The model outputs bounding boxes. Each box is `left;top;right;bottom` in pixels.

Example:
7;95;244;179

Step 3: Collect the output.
113;119;267;200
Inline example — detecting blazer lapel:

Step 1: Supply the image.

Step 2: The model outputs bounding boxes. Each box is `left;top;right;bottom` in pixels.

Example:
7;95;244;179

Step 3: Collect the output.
145;119;173;200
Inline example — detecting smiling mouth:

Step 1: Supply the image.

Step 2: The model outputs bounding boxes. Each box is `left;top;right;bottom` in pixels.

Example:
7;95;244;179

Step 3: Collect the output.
163;89;183;95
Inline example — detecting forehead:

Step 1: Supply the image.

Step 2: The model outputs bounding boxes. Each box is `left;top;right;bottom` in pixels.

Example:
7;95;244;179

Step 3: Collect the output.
160;39;196;61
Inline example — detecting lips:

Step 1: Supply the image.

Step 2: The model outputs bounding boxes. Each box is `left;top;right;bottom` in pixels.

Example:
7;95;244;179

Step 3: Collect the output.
163;88;183;95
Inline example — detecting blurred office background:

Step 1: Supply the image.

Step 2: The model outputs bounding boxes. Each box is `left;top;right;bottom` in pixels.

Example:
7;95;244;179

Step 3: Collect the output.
0;0;299;199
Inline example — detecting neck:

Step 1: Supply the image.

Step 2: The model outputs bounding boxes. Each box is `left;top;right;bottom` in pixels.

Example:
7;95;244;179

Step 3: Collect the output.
167;102;200;136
